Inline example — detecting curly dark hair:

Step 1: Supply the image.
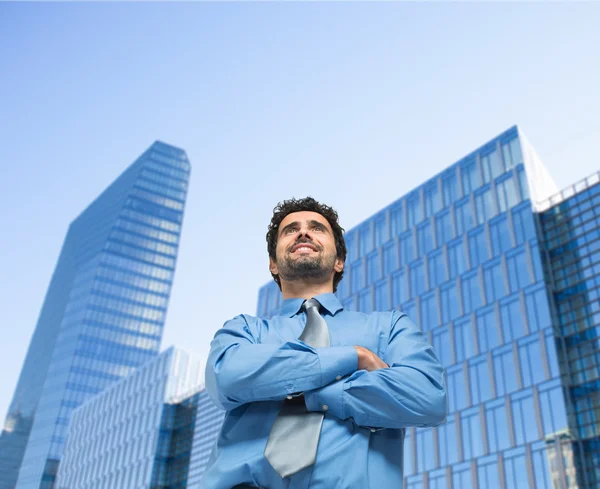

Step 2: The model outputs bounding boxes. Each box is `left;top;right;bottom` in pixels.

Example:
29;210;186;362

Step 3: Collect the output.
267;197;347;292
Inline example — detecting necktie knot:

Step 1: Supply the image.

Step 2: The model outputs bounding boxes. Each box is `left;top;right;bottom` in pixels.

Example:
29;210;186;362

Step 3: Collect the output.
303;298;321;312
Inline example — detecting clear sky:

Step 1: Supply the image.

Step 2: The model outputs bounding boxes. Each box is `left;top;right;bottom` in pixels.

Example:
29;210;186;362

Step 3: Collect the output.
1;2;599;422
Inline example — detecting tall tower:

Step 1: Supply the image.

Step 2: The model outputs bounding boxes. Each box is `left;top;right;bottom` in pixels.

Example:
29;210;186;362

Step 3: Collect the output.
0;141;190;489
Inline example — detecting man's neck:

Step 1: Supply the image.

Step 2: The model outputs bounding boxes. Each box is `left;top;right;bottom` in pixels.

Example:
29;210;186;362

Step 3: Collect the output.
280;279;334;301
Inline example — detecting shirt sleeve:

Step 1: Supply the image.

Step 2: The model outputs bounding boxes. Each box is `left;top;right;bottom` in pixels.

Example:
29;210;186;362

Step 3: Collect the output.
205;314;358;411
304;311;447;429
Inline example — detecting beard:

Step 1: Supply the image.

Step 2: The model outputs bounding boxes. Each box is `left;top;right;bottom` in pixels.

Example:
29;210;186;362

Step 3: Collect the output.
276;241;337;283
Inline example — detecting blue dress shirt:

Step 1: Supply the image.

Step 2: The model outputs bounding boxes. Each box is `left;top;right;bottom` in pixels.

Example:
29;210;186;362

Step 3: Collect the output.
202;293;447;489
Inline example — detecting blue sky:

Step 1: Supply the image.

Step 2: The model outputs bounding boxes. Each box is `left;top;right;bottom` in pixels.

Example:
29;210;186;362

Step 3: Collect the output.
1;2;599;421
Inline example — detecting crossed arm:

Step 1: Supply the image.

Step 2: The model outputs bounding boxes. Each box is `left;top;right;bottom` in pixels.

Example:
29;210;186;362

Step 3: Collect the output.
205;312;447;429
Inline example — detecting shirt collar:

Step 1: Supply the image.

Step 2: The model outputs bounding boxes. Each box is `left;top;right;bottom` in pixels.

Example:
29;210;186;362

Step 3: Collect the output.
279;292;343;318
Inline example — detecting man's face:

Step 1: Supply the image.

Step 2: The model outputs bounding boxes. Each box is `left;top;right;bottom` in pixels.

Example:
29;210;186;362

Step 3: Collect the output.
269;211;344;285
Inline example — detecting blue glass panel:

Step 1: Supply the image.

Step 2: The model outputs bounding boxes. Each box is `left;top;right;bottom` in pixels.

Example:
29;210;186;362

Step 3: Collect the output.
366;251;381;284
506;248;531;293
501;137;522;170
500;295;525;343
403;300;418;324
455;197;475;236
345;231;358;262
462;157;481;195
404;428;415;476
350;259;364;293
440;281;460;324
374;280;390;311
518;335;545;387
447;365;467;412
375;215;389;246
417;221;434;255
486;399;511;453
524;286;551;332
496;174;519;213
469;354;492;405
382;241;398;274
504;447;530;489
454;317;475;363
428;251;446;290
531;441;553;489
493;345;518;396
461;271;482;314
468;227;489;268
538;379;568;436
391;203;405;237
442;168;460;208
437;414;458;466
360;224;373;256
407;191;423;227
483;260;506;304
421;292;439;331
416;428;435;472
462;407;484;458
435;209;454;246
391;270;407;306
489;215;512;257
512;204;535;244
409;260;426;297
400;231;414;265
477;454;500;489
477;306;500;353
424;180;442;218
475;186;496;225
544;330;560;378
517;166;529;201
433;326;451;367
453;462;473;489
447;238;467;278
511;389;539;445
429;468;447;489
358;288;372;313
481;148;504;184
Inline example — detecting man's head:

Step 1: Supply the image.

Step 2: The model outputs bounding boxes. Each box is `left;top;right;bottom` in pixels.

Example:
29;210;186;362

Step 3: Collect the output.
267;197;347;292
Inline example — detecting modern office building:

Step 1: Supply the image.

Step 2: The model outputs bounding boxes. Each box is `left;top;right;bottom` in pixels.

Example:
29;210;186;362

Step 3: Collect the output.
54;346;224;489
0;141;190;489
257;125;599;488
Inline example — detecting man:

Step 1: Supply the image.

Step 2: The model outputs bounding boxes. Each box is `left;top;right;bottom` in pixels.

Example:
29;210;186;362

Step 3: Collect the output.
203;197;447;489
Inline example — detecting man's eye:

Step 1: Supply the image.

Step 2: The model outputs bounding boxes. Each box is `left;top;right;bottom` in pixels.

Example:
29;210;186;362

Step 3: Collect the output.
285;228;297;234
313;226;324;231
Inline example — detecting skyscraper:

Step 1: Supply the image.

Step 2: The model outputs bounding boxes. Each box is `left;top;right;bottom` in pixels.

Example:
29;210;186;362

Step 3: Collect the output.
256;125;598;488
0;141;190;489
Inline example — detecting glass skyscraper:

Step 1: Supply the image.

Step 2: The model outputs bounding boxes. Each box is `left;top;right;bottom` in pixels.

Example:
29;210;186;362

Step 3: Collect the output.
257;125;599;488
0;141;190;489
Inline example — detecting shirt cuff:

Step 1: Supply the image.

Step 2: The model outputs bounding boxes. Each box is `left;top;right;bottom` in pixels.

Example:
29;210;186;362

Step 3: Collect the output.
316;345;358;386
304;377;346;417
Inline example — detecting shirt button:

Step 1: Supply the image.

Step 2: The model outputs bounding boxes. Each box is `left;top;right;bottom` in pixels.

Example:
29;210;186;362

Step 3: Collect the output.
287;395;293;400
322;405;329;411
335;375;342;381
371;428;377;433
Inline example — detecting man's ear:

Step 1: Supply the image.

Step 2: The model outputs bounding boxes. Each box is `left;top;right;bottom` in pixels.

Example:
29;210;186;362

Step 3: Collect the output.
269;257;279;276
334;258;344;273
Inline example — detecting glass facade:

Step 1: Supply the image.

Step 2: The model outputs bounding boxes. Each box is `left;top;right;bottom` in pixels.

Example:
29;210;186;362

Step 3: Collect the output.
256;125;587;488
0;142;190;489
54;347;205;489
539;172;600;489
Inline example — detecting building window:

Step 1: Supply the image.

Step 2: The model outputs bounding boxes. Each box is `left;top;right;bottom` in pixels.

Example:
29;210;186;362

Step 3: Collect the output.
500;295;525;343
409;260;426;297
503;447;528;489
518;334;545;387
440;281;460;324
455;197;475;236
390;203;405;237
345;231;358;262
407;191;423;227
399;231;414;265
489;215;512;257
417;220;434;255
382;241;397;274
358;288;372;313
486;399;511;453
425;180;442;218
447;365;467;412
433;326;451;367
544;330;560;378
493;345;518;397
359;224;373;256
453;463;472;489
468;227;489;268
429;468;447;489
350;259;364;293
454;317;475;363
481;148;504;183
506;248;531;293
462;158;481;195
437;414;458;466
483;259;506;304
435;209;454;246
403;300;418;325
375;214;389;246
462;407;484;459
531;441;553;489
443;168;460;208
374;280;390;311
428;250;446;289
392;270;407;306
475;186;496;225
524;285;551;332
416;427;435;472
404;428;415;476
512;204;535;244
461;271;482;314
477;306;500;353
496;174;519;213
538;379;568;436
469;354;492;405
367;251;381;284
421;292;439;331
501;137;523;170
447;238;467;278
477;455;501;489
511;389;539;445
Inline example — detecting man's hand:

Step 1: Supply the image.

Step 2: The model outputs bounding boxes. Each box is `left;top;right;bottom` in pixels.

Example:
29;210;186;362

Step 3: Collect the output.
354;346;389;372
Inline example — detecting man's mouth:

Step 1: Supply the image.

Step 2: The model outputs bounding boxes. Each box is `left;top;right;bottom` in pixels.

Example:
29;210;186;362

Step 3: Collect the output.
291;243;319;253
